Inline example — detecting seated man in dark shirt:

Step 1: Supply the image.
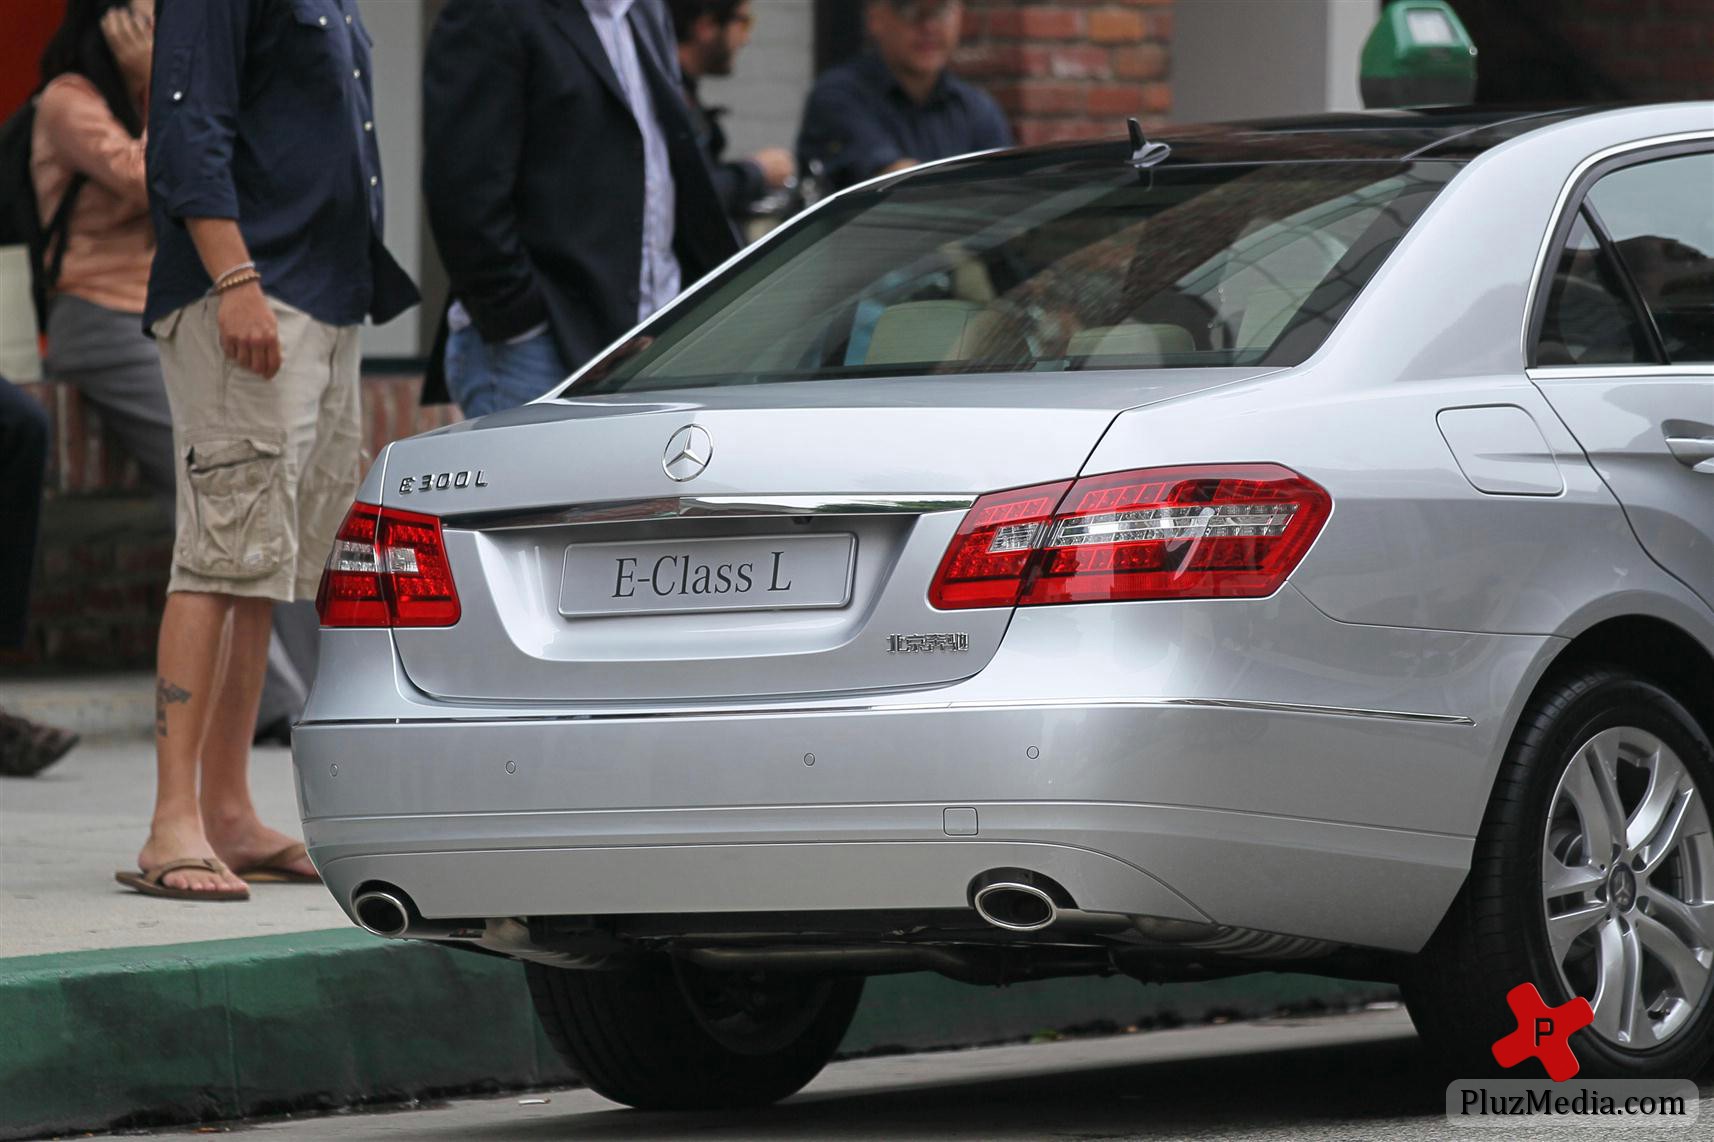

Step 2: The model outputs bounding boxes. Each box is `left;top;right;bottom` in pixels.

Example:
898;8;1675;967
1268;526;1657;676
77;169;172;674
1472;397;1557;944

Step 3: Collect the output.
798;0;1013;191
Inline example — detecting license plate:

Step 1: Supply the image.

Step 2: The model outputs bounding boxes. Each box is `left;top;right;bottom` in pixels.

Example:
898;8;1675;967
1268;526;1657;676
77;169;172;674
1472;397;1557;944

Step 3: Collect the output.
559;534;856;617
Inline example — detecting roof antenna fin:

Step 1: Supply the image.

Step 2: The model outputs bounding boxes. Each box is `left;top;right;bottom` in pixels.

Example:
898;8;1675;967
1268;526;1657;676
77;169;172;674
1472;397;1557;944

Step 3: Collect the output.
1128;117;1171;169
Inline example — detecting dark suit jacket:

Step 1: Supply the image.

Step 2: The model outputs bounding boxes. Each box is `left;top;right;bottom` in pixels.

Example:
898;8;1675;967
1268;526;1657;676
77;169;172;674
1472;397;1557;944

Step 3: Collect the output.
421;0;739;403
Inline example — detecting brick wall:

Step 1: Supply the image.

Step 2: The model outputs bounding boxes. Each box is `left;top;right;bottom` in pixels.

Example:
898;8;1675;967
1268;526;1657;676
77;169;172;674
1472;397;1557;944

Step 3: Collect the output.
2;377;458;673
957;1;1175;146
23;502;173;670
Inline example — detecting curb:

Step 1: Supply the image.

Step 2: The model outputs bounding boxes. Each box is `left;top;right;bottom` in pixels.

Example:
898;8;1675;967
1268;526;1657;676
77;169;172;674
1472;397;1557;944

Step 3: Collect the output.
0;673;154;740
1;930;1396;1140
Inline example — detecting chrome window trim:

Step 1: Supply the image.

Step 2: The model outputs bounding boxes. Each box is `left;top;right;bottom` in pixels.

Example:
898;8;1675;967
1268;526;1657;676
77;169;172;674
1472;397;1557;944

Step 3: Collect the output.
303;696;1474;728
1521;130;1714;366
1527;364;1714;382
447;494;979;531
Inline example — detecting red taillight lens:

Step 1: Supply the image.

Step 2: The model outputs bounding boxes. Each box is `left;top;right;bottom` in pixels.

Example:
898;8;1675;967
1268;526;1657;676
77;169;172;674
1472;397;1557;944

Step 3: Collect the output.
315;502;461;628
1023;466;1332;604
316;503;388;627
927;480;1071;609
929;465;1331;610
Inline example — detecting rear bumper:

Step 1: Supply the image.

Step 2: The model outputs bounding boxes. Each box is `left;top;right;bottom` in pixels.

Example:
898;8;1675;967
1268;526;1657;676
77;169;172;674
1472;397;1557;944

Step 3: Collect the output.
295;589;1559;954
299;701;1479;953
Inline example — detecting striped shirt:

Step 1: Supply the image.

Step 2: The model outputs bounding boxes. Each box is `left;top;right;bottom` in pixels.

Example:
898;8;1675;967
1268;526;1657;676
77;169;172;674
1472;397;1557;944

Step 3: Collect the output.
582;0;680;322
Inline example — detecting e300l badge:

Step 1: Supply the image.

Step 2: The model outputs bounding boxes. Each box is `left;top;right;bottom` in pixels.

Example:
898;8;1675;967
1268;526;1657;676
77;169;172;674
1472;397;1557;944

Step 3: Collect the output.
400;469;489;496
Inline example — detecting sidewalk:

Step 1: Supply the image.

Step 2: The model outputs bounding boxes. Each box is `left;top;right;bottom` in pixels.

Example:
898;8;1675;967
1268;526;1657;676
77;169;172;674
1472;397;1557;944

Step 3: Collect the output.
0;673;156;745
2;739;340;958
0;730;1397;1141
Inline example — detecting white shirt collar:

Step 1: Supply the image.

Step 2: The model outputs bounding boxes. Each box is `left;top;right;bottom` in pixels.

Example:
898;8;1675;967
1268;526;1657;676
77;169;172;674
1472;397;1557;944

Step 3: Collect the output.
581;0;636;19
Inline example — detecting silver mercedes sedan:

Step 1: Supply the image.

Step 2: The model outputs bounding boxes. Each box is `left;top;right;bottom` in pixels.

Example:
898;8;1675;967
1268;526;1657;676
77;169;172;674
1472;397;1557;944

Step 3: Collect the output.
296;105;1714;1105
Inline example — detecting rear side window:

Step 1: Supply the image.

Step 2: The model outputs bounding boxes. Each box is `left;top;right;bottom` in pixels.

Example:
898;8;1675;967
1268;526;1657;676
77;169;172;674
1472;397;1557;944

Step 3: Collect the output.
573;161;1457;395
1535;211;1654;367
1586;153;1714;364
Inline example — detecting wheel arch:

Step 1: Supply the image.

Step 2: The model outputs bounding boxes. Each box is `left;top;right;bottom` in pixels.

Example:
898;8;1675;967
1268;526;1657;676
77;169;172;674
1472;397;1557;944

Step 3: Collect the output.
1528;614;1714;749
1406;609;1714;1073
1408;594;1714;955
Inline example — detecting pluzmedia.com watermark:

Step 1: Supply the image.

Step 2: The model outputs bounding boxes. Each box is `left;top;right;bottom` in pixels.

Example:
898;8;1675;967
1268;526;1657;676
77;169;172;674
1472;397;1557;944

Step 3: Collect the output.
1446;1079;1700;1129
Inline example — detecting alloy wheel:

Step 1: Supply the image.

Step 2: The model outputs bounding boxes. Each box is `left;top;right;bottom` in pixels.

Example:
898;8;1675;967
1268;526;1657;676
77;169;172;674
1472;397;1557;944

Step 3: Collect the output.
1541;726;1714;1048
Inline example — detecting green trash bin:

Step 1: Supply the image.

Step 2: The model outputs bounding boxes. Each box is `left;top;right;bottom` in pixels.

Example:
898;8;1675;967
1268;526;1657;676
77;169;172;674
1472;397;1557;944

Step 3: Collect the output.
1360;1;1479;109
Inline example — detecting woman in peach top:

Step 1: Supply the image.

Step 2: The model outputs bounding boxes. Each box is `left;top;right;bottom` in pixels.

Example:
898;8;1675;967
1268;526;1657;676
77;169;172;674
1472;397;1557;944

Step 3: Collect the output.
31;0;169;494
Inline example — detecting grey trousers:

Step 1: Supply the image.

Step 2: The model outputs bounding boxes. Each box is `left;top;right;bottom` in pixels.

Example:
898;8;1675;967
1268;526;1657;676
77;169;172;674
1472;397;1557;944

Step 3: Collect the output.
45;295;318;732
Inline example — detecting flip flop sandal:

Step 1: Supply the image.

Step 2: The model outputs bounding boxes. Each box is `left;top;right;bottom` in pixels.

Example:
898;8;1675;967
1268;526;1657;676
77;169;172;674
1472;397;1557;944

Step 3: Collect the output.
115;858;251;902
235;843;321;884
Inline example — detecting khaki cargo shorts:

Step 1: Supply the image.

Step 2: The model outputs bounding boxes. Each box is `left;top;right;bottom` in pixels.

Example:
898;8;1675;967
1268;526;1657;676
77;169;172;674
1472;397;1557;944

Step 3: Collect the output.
153;296;363;604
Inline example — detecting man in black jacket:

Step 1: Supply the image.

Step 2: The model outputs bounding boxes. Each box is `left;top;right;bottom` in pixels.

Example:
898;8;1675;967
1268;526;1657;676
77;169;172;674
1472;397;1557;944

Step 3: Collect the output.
423;0;739;416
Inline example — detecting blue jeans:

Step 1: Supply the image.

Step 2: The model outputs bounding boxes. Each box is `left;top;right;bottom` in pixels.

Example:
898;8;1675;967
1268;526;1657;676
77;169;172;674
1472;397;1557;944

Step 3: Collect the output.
444;325;569;418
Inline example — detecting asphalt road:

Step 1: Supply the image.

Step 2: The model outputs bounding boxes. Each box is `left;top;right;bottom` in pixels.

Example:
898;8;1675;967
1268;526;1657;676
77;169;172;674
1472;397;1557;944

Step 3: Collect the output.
129;1008;1714;1140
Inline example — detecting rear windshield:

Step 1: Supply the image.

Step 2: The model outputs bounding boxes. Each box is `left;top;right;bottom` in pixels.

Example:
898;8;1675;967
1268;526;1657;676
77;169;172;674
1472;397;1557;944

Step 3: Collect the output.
572;160;1458;395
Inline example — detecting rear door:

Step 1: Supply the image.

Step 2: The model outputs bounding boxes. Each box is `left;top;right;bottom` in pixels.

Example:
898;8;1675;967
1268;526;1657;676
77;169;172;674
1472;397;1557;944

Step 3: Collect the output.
1530;145;1714;610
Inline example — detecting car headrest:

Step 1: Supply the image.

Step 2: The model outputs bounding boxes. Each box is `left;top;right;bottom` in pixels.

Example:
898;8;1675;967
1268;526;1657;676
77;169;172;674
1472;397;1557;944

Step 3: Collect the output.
865;300;1002;366
948;256;997;303
1065;323;1195;359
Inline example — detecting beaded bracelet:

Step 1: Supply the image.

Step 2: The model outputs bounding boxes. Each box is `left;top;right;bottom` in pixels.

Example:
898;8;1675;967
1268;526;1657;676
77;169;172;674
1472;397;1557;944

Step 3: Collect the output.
212;260;256;289
214;269;262;294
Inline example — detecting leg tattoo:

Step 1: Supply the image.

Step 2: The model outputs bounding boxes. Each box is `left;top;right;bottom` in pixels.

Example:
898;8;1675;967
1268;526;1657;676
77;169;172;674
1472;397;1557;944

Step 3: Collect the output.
155;678;191;738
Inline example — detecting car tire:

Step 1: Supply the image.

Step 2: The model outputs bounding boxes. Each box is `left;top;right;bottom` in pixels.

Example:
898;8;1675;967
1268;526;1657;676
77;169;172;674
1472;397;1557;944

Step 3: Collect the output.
525;958;864;1110
1404;666;1714;1079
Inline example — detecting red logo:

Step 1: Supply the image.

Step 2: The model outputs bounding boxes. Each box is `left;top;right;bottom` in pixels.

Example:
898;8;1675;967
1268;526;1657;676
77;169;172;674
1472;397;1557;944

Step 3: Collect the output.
1491;982;1593;1082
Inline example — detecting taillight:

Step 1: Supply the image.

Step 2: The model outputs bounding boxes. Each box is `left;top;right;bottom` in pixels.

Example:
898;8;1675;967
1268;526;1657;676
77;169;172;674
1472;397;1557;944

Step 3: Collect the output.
315;502;461;628
929;465;1330;610
927;480;1070;609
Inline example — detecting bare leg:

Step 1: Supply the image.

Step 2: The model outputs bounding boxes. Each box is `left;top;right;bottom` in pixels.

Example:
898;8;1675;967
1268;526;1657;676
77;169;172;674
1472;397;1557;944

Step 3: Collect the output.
201;596;316;877
140;591;249;893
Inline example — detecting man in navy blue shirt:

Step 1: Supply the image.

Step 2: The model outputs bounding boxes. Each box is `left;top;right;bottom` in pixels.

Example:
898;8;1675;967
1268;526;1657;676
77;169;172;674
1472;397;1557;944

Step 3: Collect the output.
124;0;417;901
798;0;1013;192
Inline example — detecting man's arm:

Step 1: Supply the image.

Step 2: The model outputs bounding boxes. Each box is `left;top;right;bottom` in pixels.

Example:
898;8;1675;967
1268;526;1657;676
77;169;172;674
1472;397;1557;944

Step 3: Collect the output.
421;0;546;342
149;0;281;378
187;219;279;379
798;79;904;191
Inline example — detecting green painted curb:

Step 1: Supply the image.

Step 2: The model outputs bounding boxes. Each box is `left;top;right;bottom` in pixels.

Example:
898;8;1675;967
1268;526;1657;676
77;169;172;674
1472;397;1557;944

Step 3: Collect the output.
0;930;1395;1140
0;931;566;1141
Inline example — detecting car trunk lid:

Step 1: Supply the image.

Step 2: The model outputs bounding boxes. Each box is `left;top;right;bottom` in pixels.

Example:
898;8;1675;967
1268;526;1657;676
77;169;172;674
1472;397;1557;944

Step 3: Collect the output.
385;371;1267;704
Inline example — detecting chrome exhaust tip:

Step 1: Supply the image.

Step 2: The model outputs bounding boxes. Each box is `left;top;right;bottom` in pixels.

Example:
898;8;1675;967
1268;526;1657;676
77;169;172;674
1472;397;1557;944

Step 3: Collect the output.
352;890;411;939
972;881;1059;932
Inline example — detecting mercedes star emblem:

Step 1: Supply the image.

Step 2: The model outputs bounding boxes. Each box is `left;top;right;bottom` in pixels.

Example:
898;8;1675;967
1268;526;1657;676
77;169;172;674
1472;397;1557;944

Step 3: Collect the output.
662;424;713;482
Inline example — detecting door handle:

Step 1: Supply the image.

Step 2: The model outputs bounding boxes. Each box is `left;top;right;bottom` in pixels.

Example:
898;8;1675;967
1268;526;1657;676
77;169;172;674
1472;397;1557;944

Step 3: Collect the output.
1665;436;1714;474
